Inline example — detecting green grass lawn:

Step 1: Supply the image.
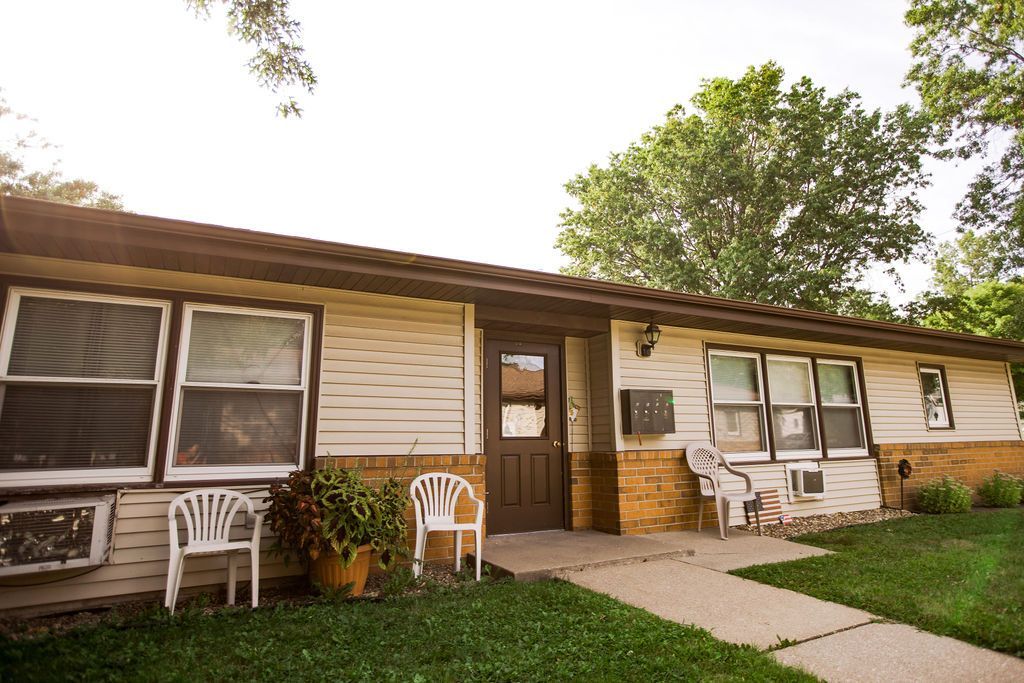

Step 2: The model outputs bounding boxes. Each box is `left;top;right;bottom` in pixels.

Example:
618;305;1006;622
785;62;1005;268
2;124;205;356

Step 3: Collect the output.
733;509;1024;657
1;579;811;682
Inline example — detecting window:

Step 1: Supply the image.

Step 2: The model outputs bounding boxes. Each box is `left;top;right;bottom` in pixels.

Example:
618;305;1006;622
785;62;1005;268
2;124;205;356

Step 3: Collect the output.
166;304;312;481
767;356;820;458
0;289;170;486
919;364;953;429
708;346;869;461
708;351;768;461
816;360;866;453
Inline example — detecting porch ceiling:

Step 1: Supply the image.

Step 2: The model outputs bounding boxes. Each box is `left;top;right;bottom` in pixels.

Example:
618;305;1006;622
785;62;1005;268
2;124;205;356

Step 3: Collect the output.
4;196;1024;362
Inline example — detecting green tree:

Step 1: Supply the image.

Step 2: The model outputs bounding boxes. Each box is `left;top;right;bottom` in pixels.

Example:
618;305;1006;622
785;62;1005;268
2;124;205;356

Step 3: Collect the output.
188;0;316;117
556;62;931;314
906;0;1024;269
0;93;122;209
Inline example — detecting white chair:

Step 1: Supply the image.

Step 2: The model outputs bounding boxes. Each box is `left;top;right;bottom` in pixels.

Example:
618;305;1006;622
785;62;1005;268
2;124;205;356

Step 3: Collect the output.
165;488;264;613
410;473;484;581
685;442;762;540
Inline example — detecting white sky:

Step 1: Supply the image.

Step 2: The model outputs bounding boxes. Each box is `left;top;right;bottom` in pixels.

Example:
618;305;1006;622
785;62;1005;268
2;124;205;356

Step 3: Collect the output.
0;1;980;303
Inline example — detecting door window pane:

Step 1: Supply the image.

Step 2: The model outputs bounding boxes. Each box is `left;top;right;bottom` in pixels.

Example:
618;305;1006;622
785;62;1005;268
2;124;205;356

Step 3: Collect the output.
175;389;300;466
710;354;761;401
714;405;765;453
772;406;818;451
768;358;812;404
0;385;154;470
823;407;865;449
186;311;305;385
8;296;162;380
500;354;546;438
817;363;857;404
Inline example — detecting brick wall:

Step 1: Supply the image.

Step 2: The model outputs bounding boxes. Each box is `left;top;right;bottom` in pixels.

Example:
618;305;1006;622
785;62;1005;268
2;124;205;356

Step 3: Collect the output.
570;450;709;535
317;454;485;566
877;440;1024;509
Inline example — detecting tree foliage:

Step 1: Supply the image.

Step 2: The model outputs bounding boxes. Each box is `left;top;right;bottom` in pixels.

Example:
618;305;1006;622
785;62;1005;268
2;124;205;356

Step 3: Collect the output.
187;0;316;117
556;62;931;313
0;93;122;209
906;0;1024;268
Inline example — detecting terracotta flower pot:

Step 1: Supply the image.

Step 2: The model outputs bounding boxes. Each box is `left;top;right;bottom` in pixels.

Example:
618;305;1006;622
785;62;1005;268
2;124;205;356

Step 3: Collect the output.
309;544;372;596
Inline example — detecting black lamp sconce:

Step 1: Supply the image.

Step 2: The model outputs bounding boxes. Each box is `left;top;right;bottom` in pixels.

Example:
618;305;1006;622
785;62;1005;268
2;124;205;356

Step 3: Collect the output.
636;322;661;357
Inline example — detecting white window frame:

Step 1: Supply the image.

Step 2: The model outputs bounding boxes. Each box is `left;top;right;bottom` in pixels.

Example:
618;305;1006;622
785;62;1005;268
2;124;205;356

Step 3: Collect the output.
708;349;770;462
919;366;952;429
0;287;171;487
816;359;868;457
766;355;822;461
164;303;313;482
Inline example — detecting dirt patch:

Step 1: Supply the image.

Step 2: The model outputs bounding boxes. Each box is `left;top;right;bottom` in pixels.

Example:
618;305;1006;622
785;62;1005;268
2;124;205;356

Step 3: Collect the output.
737;507;915;539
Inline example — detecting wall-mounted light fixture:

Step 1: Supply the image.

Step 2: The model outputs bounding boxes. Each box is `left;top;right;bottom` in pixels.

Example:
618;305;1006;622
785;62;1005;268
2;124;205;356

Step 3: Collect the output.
636;322;661;357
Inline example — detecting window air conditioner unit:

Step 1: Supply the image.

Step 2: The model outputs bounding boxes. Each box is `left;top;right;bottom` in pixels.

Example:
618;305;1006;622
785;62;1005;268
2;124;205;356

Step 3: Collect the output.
0;495;115;576
787;464;826;500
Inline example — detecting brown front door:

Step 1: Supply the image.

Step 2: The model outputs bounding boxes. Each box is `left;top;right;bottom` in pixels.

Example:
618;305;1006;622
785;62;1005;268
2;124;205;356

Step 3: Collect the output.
484;338;565;535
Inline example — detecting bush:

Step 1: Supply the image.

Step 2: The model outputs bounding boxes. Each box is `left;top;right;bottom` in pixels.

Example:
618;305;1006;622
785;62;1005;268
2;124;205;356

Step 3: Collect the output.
917;475;972;514
977;471;1023;508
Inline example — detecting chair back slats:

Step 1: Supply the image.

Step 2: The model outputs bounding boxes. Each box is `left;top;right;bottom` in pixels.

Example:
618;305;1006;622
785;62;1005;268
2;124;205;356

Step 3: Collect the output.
410;473;469;524
169;489;255;547
685;442;724;497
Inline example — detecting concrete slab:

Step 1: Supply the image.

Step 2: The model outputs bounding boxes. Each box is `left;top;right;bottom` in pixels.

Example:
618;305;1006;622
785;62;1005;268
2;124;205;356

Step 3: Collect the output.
478;528;831;579
773;622;1024;683
648;530;832;571
479;530;695;580
566;558;873;649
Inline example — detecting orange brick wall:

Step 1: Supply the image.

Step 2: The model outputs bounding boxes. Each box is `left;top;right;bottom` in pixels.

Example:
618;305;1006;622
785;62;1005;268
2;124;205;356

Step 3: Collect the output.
877;440;1024;509
570;450;711;535
317;454;485;567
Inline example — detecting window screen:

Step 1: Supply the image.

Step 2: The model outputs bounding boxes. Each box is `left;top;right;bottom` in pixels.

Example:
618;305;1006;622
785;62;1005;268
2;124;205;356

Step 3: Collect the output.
0;291;167;479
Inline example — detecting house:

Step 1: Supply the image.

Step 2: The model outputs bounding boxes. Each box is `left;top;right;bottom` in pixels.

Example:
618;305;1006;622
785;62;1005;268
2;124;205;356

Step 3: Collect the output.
1;195;1023;615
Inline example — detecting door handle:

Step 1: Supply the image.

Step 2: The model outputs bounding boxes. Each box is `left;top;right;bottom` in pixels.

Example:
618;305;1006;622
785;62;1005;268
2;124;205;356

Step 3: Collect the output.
553;441;562;448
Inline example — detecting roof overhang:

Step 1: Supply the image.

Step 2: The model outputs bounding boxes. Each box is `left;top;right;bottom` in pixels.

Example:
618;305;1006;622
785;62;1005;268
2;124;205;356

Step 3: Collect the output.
3;196;1024;362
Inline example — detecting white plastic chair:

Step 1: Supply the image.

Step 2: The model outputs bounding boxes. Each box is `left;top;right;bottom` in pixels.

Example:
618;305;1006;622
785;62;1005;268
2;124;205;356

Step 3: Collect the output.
410;473;484;581
164;488;264;613
685;442;762;540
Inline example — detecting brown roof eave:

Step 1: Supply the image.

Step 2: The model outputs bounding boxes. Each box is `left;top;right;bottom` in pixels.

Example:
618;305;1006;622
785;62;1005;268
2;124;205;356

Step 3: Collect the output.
4;195;1024;363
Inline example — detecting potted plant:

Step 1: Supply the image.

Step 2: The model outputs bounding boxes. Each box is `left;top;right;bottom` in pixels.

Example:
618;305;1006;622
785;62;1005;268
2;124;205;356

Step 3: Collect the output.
265;466;410;596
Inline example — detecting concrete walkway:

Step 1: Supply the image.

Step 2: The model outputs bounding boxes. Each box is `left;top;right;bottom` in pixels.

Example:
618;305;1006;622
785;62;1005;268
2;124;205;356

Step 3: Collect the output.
480;529;1024;682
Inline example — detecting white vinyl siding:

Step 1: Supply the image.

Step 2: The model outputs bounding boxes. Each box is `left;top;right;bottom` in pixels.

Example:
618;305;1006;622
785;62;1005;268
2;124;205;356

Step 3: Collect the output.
716;458;882;524
0;488;299;615
565;337;592;453
587;333;614;452
615;320;1021;448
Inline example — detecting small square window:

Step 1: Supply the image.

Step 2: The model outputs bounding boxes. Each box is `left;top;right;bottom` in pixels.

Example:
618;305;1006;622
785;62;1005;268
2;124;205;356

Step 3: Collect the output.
919;365;954;429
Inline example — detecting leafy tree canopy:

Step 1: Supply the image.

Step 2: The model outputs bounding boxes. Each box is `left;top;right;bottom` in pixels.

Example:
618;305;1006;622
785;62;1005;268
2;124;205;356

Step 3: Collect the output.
0;93;122;209
187;0;316;117
906;0;1024;268
556;62;932;314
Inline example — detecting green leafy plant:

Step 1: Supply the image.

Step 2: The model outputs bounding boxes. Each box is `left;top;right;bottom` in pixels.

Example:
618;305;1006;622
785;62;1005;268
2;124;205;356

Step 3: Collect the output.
917;475;973;514
266;466;411;571
977;471;1023;508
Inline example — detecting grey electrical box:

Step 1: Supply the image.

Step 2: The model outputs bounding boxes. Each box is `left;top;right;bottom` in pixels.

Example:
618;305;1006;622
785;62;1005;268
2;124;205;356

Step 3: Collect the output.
620;389;676;435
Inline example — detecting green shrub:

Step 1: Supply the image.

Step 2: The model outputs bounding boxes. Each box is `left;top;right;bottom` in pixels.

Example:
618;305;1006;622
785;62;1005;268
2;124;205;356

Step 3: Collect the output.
977;471;1023;508
917;475;972;514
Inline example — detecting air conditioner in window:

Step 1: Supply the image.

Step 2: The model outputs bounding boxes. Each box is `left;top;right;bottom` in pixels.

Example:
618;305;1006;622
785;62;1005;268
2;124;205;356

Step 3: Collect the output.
787;463;826;500
0;495;115;576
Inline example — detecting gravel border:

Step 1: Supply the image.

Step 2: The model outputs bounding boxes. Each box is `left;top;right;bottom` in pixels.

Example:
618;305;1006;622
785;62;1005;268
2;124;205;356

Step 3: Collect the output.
737;507;915;539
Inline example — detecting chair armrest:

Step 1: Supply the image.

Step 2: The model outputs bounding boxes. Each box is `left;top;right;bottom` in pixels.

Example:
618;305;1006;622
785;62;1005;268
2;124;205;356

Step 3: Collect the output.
248;512;265;544
467;492;485;526
721;461;754;493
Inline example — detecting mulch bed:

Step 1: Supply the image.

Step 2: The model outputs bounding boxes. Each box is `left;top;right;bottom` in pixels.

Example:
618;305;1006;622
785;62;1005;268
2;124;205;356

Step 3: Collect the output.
737;507;915;539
